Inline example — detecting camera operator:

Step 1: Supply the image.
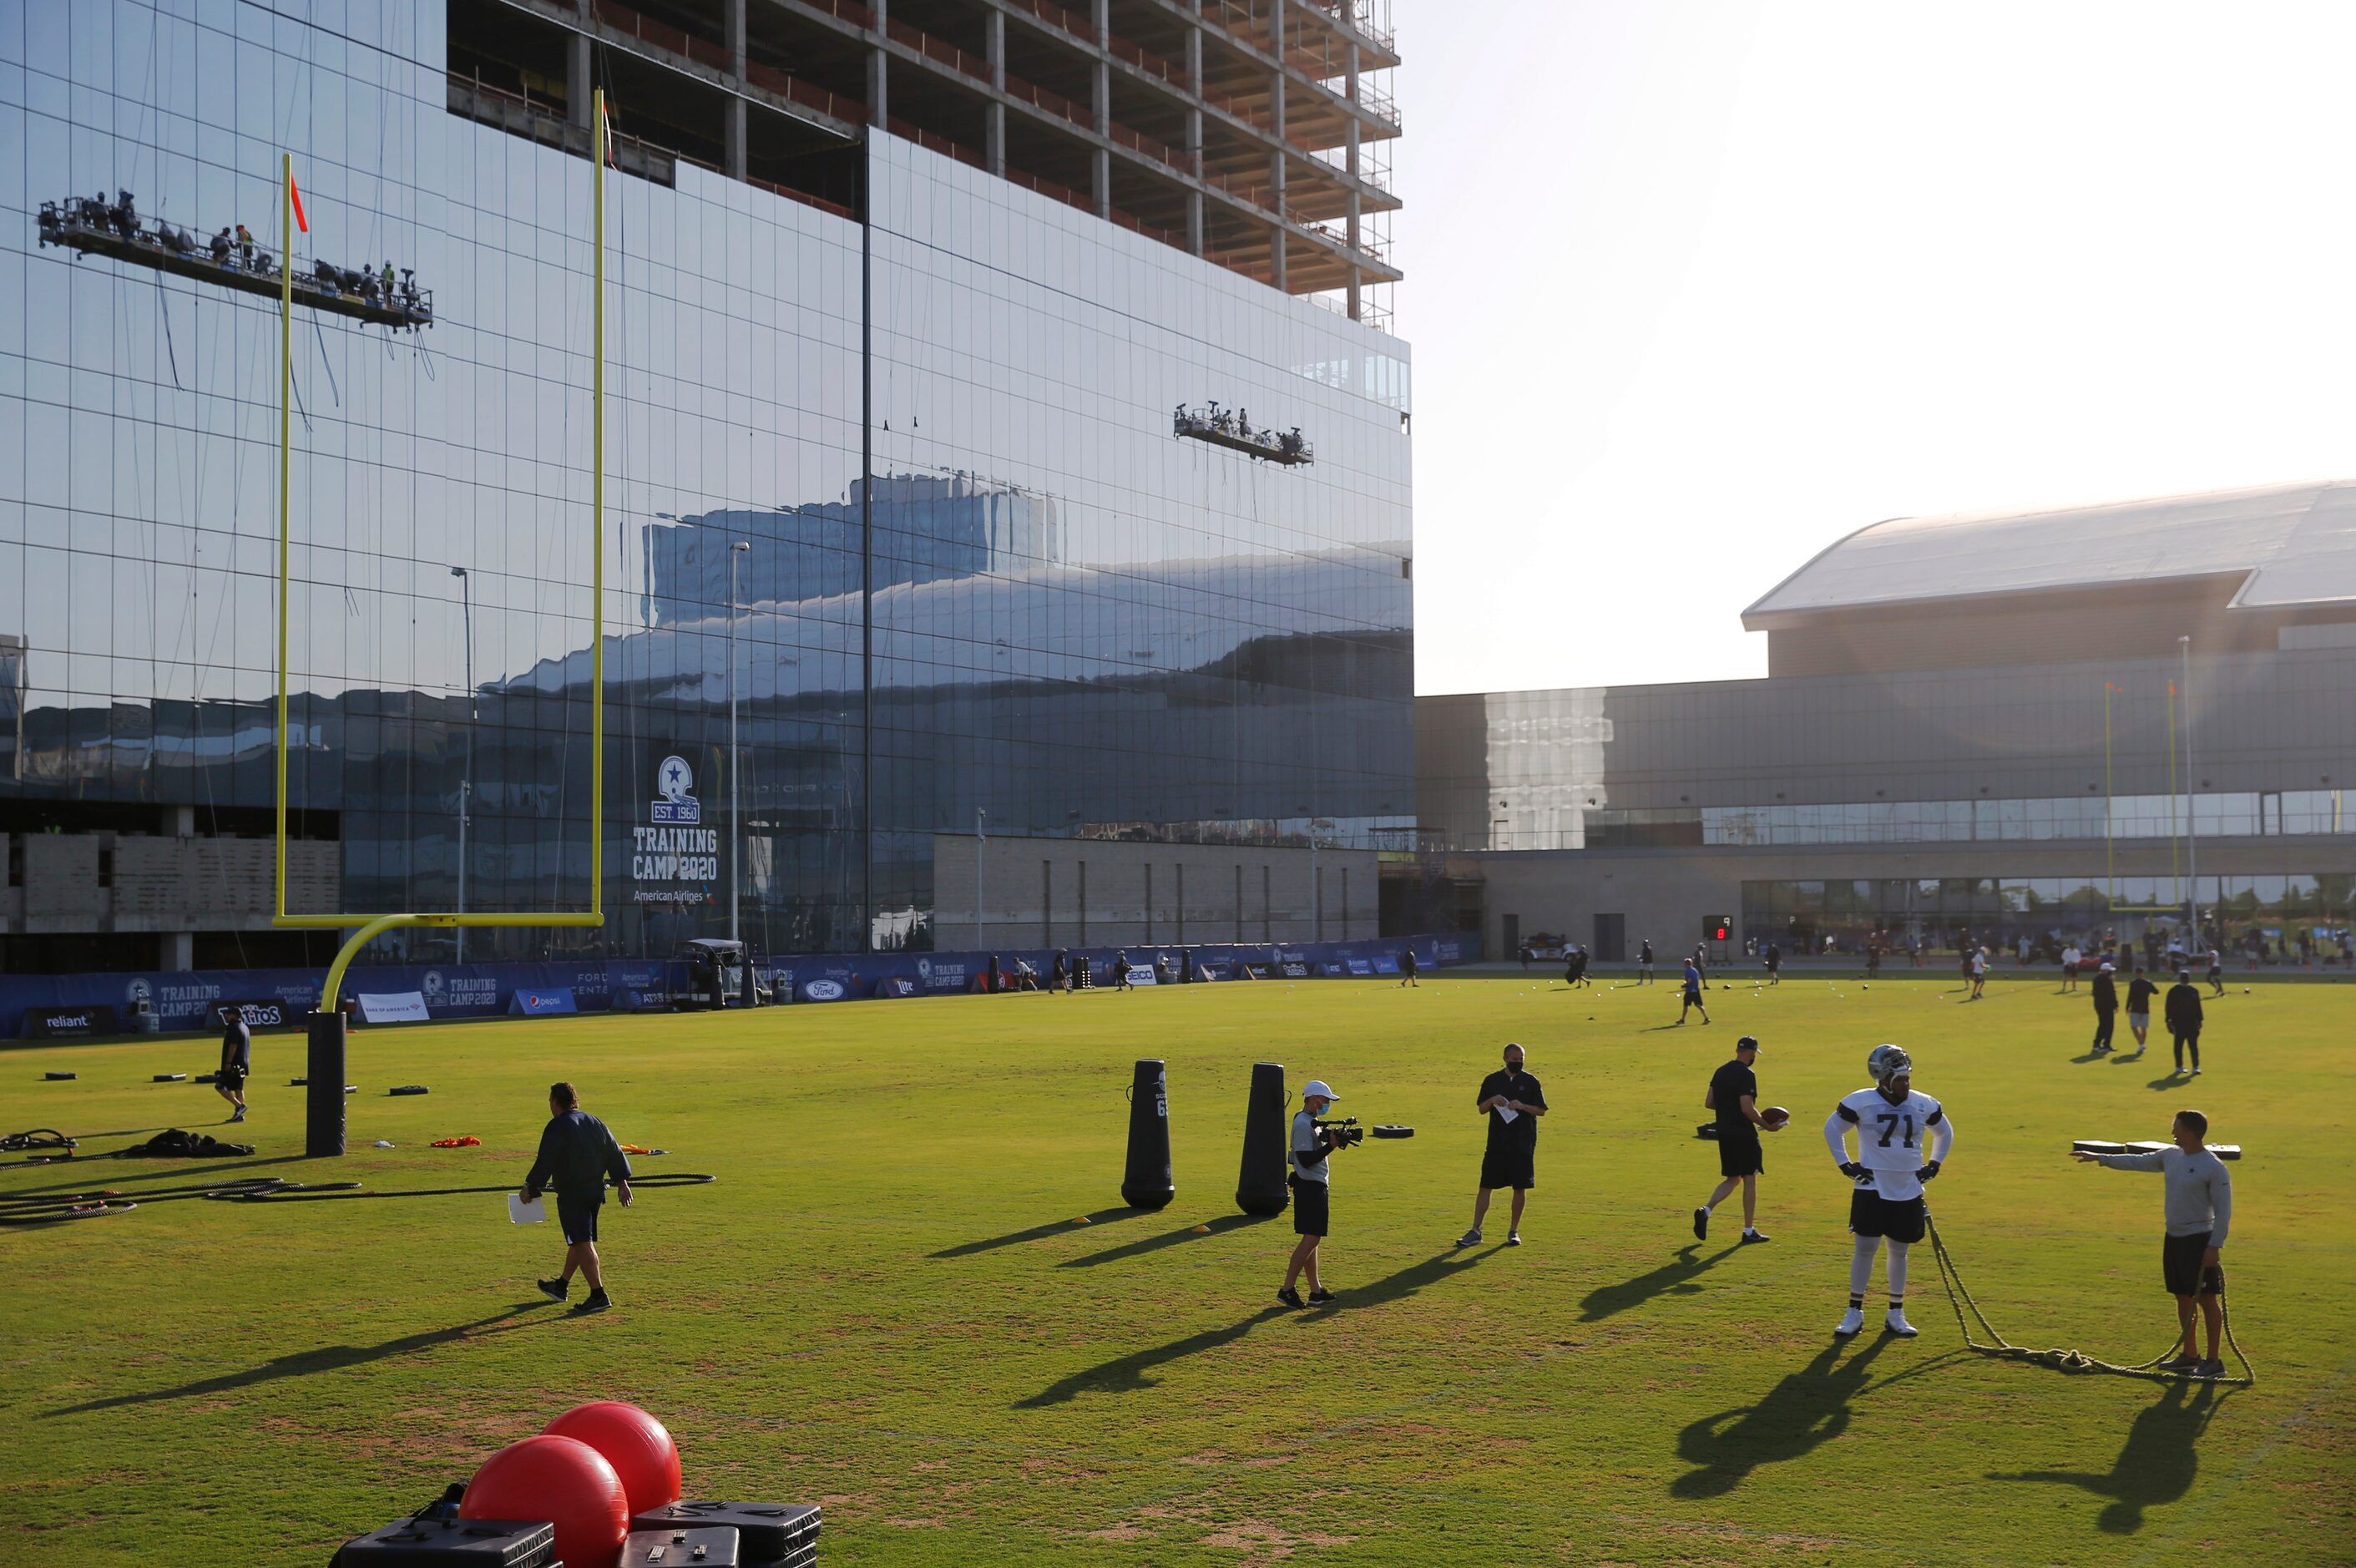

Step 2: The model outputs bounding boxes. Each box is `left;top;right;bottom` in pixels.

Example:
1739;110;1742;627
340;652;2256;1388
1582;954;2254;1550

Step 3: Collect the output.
1279;1080;1349;1308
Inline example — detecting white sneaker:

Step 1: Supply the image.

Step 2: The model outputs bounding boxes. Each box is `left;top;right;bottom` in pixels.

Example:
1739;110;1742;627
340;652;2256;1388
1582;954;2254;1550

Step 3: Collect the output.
1834;1308;1864;1338
1885;1308;1919;1338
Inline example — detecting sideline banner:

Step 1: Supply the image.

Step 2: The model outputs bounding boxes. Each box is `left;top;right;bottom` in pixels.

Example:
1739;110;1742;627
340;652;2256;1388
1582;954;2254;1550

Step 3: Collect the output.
24;1004;116;1039
355;992;430;1024
1;933;1484;1037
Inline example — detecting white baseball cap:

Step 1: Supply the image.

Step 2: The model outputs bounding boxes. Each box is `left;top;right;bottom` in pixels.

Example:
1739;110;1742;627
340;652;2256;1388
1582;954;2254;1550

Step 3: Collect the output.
1302;1080;1340;1100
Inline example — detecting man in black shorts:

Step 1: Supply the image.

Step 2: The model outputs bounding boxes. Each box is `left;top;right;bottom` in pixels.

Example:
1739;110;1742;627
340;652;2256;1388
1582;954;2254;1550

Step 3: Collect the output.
523;1081;633;1314
2074;1109;2232;1377
1694;1035;1777;1242
1456;1043;1546;1247
213;1005;250;1124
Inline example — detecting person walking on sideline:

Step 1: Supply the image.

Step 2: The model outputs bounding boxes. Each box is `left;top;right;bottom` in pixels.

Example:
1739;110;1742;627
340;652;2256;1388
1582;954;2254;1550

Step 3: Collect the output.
2206;947;2225;997
2073;1110;2232;1377
524;1081;633;1314
1458;1043;1547;1248
1279;1080;1349;1307
2061;943;2081;992
1677;959;1711;1025
2165;970;2205;1077
1969;946;1989;1000
2090;961;2119;1055
2125;964;2158;1055
1398;945;1419;987
1765;942;1782;985
213;1005;250;1123
1695;1034;1778;1243
1638;938;1655;983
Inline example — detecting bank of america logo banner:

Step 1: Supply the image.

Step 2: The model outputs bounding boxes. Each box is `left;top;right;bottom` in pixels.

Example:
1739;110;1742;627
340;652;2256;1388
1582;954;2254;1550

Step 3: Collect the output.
651;754;701;823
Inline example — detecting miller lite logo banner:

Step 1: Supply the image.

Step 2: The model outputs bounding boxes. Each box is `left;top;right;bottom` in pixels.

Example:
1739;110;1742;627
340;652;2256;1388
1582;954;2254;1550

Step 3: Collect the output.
633;753;718;905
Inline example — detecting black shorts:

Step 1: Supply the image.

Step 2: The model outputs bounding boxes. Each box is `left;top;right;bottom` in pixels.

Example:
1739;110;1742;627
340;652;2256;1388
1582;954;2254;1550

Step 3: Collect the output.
217;1064;247;1091
1479;1146;1535;1191
1848;1188;1926;1244
2162;1232;2224;1297
1292;1179;1329;1237
1682;987;1702;1005
556;1196;602;1246
1717;1136;1763;1179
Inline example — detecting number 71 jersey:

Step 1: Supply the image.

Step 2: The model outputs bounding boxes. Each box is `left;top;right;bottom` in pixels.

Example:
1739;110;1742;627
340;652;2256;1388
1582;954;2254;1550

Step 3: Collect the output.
1834;1087;1945;1202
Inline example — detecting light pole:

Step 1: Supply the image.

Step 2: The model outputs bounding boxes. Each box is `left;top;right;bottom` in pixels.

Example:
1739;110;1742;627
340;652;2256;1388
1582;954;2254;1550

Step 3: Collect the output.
2181;634;2198;946
450;566;474;964
729;541;750;946
1307;815;1334;942
975;807;987;951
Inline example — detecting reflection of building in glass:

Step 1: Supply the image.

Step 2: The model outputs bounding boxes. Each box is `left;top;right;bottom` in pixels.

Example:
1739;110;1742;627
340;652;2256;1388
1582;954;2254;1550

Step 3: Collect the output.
0;10;1412;973
643;473;1064;626
1423;483;2356;964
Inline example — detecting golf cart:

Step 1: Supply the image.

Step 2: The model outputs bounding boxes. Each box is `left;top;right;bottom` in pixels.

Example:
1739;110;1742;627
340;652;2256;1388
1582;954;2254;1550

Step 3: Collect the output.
669;938;770;1009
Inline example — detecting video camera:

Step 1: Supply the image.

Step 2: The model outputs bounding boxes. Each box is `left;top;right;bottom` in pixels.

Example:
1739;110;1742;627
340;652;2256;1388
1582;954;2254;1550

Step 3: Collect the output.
1313;1116;1365;1148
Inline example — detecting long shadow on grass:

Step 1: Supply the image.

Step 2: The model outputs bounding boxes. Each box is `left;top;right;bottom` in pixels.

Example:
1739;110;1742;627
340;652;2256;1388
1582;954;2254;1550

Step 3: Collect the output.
48;1305;558;1415
929;1206;1146;1259
1579;1243;1740;1322
1018;1247;1502;1407
1985;1378;2225;1533
1058;1212;1272;1267
1672;1335;1969;1497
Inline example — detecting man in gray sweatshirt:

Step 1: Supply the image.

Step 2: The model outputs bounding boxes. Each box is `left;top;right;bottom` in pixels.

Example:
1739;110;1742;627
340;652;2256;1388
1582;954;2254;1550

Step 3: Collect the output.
2074;1110;2232;1375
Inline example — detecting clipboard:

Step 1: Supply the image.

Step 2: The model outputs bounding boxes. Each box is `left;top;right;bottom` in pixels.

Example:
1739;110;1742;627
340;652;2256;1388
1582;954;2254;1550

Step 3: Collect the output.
508;1191;548;1224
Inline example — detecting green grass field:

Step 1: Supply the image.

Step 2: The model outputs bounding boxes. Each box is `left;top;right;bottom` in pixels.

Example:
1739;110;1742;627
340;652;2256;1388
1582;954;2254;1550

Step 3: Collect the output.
4;970;2351;1565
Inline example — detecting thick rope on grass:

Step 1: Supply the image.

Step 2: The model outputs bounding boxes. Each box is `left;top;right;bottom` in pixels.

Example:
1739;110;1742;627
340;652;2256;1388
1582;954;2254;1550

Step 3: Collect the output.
0;1173;711;1225
1928;1216;2253;1387
211;1173;716;1203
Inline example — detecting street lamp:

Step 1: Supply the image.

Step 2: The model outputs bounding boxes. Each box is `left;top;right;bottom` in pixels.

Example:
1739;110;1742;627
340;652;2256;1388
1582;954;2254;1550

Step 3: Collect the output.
450;566;474;963
729;541;750;947
975;806;988;951
2181;634;2199;946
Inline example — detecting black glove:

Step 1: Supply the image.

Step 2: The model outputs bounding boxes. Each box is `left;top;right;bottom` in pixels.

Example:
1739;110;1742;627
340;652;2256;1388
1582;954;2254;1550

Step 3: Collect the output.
1838;1161;1864;1180
1919;1160;1942;1181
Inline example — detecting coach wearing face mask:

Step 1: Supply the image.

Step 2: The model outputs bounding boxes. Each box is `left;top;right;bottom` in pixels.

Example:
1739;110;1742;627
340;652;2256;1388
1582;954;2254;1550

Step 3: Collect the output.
1456;1042;1546;1249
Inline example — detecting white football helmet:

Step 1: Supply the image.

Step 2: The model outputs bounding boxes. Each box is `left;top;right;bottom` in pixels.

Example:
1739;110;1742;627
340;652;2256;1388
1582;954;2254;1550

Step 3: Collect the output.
1866;1043;1912;1086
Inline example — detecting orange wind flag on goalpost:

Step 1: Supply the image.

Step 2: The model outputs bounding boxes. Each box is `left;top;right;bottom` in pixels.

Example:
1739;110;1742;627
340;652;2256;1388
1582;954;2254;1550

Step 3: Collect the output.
289;168;308;234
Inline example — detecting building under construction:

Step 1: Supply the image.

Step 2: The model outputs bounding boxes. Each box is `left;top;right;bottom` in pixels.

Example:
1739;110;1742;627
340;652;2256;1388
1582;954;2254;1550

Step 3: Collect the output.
451;0;1401;322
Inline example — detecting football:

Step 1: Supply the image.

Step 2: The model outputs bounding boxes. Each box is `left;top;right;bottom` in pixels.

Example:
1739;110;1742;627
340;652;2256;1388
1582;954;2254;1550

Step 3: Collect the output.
1760;1105;1791;1130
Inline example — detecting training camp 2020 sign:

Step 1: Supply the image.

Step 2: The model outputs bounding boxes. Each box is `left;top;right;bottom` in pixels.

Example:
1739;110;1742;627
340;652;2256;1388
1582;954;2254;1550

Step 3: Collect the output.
632;753;718;906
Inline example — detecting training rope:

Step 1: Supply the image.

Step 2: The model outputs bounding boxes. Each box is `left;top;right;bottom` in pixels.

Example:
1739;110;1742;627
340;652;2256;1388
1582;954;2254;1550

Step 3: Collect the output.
1927;1216;2253;1386
212;1173;716;1203
0;1174;712;1227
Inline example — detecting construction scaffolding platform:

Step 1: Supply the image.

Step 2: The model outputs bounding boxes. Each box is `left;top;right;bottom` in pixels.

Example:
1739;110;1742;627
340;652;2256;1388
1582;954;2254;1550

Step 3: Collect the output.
1174;404;1313;463
37;200;435;331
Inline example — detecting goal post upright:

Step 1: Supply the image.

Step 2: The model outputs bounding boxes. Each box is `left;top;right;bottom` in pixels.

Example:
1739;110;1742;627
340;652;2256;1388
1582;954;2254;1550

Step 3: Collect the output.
272;109;610;1147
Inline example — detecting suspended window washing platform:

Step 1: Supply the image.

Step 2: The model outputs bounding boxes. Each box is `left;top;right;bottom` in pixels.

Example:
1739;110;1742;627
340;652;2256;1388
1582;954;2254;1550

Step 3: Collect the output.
37;195;434;331
1173;404;1313;465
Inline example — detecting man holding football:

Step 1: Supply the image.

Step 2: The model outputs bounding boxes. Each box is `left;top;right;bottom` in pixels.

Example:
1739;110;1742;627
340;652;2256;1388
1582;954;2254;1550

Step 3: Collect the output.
1823;1044;1954;1338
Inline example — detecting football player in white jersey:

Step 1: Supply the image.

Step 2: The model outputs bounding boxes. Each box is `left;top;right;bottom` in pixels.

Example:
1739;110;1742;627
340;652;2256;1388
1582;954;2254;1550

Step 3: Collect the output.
1823;1044;1954;1338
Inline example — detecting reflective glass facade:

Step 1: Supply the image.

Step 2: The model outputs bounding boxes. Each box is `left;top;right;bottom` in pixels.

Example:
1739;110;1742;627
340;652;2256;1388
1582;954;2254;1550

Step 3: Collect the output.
0;3;1413;961
1742;874;2356;959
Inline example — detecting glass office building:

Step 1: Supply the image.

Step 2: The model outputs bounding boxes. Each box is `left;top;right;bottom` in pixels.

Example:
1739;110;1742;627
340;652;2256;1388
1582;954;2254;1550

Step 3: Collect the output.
0;3;1413;968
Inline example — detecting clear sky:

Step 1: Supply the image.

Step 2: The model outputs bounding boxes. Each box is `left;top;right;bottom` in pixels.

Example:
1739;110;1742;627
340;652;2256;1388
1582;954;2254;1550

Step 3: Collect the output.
1396;1;2356;695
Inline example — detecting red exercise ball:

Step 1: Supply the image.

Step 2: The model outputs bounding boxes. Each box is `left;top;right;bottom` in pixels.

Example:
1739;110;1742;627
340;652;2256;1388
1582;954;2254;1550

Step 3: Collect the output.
544;1400;684;1516
461;1434;629;1568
